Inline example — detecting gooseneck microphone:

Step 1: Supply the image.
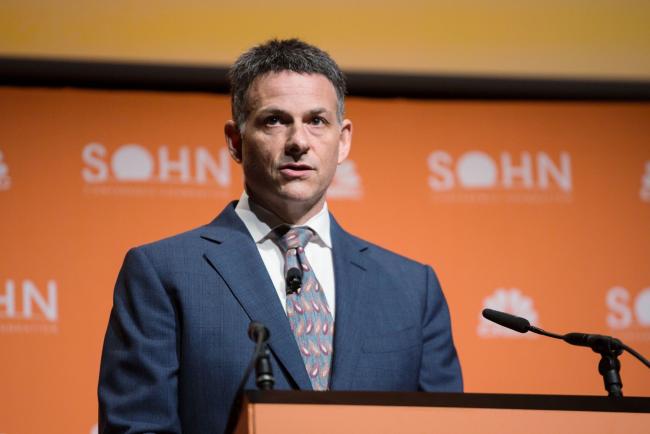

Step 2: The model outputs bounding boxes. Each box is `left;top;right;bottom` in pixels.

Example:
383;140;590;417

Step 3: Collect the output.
286;267;303;295
247;322;274;391
235;321;275;392
481;308;650;397
225;321;276;433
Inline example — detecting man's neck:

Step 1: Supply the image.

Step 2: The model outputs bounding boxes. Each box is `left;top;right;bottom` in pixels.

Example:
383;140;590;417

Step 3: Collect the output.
236;191;332;248
246;189;326;226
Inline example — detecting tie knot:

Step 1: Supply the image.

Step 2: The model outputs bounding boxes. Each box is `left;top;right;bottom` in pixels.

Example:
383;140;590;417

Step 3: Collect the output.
275;226;314;253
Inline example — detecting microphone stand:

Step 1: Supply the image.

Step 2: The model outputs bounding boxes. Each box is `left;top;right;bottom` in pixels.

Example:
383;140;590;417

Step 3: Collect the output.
255;340;275;391
529;326;623;397
596;343;623;398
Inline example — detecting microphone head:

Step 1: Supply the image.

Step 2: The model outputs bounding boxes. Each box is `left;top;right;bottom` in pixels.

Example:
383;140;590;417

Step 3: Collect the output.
286;267;303;295
482;309;531;333
248;321;269;343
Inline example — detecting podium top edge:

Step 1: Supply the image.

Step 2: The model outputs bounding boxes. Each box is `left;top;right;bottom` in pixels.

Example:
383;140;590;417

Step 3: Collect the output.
243;390;650;413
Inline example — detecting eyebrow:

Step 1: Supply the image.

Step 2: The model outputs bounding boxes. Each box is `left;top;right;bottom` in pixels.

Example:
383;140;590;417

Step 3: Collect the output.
257;107;286;115
257;106;332;116
307;107;330;116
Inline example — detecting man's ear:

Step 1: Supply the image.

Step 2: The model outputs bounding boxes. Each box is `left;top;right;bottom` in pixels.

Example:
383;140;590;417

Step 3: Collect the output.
337;119;353;163
225;120;243;163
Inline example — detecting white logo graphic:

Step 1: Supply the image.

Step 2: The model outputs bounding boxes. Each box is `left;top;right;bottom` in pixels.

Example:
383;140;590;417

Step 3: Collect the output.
0;279;59;334
327;160;363;199
82;143;231;197
478;288;539;337
606;286;650;331
456;151;498;188
111;145;155;181
428;150;572;203
0;149;11;191
640;161;650;202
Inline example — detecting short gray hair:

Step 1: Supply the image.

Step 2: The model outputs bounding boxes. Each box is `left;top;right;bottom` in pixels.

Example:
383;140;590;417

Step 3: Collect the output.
228;38;347;130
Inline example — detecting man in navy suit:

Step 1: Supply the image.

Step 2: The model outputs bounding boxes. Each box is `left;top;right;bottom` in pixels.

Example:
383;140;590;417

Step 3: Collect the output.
98;39;462;434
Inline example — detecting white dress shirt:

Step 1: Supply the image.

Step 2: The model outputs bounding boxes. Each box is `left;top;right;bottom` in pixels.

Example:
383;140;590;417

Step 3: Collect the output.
234;192;336;318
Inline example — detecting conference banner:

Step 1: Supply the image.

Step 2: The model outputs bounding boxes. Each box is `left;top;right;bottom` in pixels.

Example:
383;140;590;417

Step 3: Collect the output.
0;87;649;434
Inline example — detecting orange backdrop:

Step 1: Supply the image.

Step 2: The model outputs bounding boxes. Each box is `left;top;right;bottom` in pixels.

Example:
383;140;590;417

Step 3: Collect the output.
0;87;649;434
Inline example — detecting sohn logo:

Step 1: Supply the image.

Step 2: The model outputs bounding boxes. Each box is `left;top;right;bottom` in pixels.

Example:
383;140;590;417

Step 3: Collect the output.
606;286;650;341
0;149;11;191
428;150;572;203
81;143;232;197
478;288;539;338
0;279;59;334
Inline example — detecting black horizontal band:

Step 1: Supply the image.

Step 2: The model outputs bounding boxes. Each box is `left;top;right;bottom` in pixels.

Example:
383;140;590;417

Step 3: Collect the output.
244;390;650;413
1;56;649;100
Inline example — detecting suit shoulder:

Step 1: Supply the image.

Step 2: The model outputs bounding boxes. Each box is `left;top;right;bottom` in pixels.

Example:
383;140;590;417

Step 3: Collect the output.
125;224;212;265
344;233;443;310
347;233;430;273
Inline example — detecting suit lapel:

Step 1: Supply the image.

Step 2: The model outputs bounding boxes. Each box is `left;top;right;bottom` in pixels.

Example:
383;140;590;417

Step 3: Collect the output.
199;203;312;390
329;217;369;390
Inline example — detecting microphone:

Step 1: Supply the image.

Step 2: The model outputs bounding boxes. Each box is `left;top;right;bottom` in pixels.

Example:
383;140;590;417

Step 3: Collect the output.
225;322;275;433
247;322;274;391
480;309;632;351
482;308;531;333
481;308;650;397
286;267;303;295
248;321;269;342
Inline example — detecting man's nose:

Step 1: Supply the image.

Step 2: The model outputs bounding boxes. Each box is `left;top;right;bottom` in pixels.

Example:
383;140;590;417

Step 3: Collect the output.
285;123;310;160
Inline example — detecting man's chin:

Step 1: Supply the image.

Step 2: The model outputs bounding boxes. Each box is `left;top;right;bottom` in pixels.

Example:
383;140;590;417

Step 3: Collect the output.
278;186;326;206
249;186;327;223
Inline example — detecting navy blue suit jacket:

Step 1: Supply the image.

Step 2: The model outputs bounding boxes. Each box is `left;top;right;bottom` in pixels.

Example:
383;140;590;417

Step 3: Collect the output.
98;202;462;434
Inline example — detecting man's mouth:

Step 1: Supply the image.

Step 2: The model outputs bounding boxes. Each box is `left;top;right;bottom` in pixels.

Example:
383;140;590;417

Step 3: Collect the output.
279;163;314;178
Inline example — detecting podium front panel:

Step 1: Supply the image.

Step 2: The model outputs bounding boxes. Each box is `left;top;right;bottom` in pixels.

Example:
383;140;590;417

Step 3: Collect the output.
237;391;650;434
248;404;647;434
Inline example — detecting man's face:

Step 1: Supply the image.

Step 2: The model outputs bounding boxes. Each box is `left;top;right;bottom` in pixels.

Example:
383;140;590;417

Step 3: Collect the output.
226;71;352;218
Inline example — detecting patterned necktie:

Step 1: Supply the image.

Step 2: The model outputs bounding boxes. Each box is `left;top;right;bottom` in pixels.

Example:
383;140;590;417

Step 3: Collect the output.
275;226;334;391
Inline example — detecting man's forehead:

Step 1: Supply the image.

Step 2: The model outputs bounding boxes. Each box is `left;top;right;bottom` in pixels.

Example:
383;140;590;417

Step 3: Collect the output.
246;71;338;110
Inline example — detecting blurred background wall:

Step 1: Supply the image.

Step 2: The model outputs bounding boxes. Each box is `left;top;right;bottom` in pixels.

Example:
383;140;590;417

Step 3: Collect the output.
1;2;649;434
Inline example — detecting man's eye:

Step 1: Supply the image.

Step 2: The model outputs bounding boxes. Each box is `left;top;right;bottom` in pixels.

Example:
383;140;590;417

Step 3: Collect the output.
265;115;281;125
310;117;328;126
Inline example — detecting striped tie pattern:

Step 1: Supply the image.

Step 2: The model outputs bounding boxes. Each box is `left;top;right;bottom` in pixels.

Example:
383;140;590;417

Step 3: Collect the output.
275;226;334;391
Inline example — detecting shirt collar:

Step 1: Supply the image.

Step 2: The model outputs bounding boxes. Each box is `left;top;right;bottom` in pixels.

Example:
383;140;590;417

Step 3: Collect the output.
234;191;332;248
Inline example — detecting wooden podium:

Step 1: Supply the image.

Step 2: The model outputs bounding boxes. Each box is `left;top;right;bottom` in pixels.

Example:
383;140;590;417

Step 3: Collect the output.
235;390;650;434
